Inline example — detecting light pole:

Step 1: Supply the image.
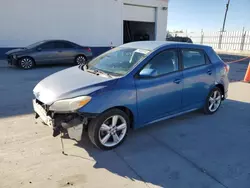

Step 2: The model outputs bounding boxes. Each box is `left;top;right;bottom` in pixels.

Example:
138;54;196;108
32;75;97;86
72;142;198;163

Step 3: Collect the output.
219;0;231;49
221;0;231;32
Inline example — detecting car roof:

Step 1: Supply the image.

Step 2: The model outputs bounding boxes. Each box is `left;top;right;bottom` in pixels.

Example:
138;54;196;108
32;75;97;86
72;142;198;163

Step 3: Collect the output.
43;39;71;43
120;41;211;51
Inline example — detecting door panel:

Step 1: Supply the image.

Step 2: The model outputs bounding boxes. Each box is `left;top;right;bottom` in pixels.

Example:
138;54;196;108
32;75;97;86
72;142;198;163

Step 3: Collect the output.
54;42;76;63
181;49;215;109
135;72;183;125
33;42;58;64
135;49;182;126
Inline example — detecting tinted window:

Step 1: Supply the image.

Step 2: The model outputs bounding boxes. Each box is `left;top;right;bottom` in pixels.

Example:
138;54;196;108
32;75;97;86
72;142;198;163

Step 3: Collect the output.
26;41;46;49
141;50;179;77
181;50;206;69
56;42;74;49
40;42;56;50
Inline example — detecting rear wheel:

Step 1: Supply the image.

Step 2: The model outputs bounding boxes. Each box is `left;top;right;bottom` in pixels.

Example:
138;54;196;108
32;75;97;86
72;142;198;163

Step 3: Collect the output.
88;109;129;150
19;57;35;69
75;55;87;65
203;87;222;114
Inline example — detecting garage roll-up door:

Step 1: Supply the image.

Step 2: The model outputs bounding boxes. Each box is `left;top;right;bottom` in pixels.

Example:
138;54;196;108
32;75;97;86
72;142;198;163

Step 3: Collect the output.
123;4;156;22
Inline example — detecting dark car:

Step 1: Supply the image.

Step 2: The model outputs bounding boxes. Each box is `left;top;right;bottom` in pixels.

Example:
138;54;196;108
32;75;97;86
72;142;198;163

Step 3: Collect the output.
5;40;93;69
166;36;193;43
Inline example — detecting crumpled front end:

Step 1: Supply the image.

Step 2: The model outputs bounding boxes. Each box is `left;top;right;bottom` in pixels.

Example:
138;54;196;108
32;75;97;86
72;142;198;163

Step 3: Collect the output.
33;98;96;141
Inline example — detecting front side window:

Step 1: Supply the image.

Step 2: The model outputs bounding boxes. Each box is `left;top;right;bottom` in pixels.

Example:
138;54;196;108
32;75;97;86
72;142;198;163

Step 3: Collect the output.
87;47;151;76
40;42;56;50
181;49;206;69
139;50;179;77
26;41;46;49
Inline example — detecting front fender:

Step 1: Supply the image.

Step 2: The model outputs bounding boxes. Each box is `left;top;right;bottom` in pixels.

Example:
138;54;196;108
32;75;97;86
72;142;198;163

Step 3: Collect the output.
78;77;138;126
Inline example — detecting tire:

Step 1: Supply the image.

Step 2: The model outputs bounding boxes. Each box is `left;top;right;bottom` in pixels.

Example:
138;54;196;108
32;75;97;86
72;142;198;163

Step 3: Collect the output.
88;109;129;150
75;55;87;65
19;57;35;69
203;87;222;114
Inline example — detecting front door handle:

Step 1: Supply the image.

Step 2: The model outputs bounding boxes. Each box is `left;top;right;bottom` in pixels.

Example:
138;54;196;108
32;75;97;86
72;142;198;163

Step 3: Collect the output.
174;78;181;84
207;69;212;75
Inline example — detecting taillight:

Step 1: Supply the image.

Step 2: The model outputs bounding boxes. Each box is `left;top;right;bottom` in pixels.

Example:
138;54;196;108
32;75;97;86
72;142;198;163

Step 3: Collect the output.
85;47;91;52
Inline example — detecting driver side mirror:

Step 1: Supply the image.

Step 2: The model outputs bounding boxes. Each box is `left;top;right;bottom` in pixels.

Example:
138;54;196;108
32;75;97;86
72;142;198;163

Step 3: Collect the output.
36;47;42;51
138;68;157;78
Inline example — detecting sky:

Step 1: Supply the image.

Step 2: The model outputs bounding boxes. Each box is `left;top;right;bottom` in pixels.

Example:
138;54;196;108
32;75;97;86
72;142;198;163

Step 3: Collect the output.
167;0;250;33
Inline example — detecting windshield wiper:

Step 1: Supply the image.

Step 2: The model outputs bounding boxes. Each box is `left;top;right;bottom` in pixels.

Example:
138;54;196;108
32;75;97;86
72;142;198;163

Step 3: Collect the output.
83;67;112;78
95;70;113;78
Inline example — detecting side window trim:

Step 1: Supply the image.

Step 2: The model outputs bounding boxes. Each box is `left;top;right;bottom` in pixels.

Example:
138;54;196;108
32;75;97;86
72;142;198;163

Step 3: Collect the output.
180;48;208;70
136;48;180;79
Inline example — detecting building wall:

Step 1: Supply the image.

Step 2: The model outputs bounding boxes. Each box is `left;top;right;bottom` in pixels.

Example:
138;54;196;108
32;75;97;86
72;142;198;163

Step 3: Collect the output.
0;0;168;57
0;0;123;47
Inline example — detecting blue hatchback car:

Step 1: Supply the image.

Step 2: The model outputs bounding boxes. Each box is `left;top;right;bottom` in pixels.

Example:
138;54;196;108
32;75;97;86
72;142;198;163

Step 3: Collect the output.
33;41;229;150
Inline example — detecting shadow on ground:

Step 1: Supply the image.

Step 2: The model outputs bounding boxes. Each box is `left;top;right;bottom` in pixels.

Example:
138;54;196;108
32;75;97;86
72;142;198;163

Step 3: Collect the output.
56;98;250;188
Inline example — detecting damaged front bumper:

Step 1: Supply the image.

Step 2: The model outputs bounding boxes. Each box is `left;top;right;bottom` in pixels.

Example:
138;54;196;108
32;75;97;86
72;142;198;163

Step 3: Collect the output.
32;99;96;141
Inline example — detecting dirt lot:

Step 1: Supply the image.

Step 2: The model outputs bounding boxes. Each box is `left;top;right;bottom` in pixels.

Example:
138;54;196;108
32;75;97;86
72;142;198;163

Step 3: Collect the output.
0;60;250;188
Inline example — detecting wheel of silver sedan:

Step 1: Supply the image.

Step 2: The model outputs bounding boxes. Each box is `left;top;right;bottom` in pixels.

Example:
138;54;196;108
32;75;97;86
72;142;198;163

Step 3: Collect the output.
75;55;86;65
99;115;127;147
208;90;222;112
19;57;34;69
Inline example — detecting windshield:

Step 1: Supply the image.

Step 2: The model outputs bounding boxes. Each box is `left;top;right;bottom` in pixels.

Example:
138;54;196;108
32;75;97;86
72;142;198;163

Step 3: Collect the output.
26;41;46;49
87;47;151;76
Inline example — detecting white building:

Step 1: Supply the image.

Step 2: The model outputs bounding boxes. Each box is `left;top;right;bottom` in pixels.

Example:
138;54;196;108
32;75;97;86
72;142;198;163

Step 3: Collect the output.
0;0;168;56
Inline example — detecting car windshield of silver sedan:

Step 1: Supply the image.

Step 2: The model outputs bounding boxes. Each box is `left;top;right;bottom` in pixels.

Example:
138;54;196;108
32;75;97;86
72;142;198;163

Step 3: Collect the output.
87;47;151;76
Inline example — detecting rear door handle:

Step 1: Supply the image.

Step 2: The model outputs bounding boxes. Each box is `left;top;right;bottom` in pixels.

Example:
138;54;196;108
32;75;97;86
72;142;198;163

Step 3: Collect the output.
174;78;181;84
207;69;212;75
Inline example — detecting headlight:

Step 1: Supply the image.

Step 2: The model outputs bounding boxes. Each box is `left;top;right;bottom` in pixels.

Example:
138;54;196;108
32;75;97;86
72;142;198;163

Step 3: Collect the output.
12;55;17;59
49;96;91;112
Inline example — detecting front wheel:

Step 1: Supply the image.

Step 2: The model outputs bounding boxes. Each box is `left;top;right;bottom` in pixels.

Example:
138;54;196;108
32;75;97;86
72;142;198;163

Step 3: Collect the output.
19;57;35;69
88;109;129;150
203;87;222;114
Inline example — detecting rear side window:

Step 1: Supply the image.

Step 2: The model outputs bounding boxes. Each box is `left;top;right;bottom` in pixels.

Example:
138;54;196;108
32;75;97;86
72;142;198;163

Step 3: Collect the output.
181;49;206;69
56;42;74;49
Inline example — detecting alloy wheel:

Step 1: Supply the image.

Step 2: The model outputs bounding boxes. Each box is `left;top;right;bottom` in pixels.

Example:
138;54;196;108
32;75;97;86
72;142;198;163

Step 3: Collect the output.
20;58;33;69
208;90;222;112
76;56;86;65
98;115;127;147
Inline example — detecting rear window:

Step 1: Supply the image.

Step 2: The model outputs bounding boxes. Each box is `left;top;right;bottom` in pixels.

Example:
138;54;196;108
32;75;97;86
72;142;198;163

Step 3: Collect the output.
181;49;206;69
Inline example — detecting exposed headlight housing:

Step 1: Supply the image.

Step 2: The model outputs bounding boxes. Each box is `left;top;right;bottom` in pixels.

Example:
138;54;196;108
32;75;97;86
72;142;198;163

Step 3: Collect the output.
49;96;91;112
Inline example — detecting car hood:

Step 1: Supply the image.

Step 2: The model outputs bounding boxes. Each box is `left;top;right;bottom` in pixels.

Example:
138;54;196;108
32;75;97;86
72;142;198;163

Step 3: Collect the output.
33;66;117;104
5;48;27;55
